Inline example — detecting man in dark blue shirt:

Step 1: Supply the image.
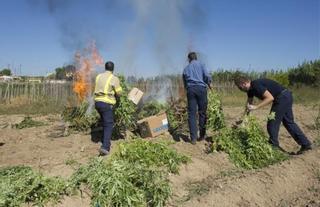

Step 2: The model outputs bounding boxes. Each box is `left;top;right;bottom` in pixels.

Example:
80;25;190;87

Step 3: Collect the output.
234;76;312;154
183;52;212;144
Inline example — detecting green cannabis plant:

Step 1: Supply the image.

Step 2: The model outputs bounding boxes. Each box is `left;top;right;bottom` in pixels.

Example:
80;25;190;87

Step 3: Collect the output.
0;166;67;207
69;139;189;207
207;90;225;131
213;115;287;169
113;75;137;138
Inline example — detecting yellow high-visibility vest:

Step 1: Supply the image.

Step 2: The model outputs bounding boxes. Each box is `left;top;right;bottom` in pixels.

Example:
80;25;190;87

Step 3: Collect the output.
94;71;122;105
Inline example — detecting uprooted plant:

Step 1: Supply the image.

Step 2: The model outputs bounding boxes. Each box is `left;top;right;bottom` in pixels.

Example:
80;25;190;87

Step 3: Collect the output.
212;115;288;169
112;75;137;138
207;90;225;131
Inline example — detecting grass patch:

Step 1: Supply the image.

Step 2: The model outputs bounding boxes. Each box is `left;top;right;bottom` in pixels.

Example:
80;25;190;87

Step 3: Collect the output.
13;116;45;129
0;97;67;115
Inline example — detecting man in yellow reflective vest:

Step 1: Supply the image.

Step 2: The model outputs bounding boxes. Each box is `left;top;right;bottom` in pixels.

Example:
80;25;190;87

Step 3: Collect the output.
94;61;122;156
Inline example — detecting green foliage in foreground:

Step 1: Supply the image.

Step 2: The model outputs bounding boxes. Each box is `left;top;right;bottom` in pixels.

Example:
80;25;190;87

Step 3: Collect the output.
69;158;170;207
0;166;67;207
207;90;225;131
69;140;189;207
13;116;45;129
0;140;188;207
212;116;288;169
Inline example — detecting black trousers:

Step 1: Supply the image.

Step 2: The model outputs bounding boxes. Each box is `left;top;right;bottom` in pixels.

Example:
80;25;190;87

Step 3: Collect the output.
95;101;114;151
267;90;311;147
187;85;208;141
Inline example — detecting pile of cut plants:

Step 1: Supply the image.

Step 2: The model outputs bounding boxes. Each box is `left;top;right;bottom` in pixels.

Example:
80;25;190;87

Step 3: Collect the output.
205;90;287;169
211;115;288;169
0;139;189;207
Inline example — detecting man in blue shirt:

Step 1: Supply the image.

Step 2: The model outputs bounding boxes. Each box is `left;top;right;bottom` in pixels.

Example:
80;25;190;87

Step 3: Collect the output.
183;52;212;144
234;75;312;155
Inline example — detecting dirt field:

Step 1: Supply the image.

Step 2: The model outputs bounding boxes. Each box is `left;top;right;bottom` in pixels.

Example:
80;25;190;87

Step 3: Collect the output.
0;105;319;207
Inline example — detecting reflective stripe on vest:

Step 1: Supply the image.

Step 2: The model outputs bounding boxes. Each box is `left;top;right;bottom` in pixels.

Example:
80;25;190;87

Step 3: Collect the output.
94;73;117;105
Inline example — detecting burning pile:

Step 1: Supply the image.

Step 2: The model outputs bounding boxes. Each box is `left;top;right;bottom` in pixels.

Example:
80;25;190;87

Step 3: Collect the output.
73;41;103;102
62;42;102;132
62;43;137;137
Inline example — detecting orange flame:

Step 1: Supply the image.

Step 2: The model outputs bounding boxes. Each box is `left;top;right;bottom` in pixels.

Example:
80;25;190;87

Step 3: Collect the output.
73;41;104;102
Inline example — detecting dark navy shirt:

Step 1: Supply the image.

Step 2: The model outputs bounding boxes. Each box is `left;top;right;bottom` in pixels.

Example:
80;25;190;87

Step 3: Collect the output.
183;60;211;89
247;79;286;100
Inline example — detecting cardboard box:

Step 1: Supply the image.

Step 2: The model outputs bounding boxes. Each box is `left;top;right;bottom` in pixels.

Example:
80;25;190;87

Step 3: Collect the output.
128;87;144;105
137;112;169;138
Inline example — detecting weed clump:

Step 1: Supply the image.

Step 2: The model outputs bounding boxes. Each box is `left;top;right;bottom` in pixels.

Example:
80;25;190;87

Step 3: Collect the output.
213;115;288;169
13;116;45;129
0;166;67;207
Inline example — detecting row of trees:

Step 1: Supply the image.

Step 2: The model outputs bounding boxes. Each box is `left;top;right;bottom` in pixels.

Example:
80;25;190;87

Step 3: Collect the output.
2;59;319;86
126;59;319;88
211;60;319;87
0;69;12;76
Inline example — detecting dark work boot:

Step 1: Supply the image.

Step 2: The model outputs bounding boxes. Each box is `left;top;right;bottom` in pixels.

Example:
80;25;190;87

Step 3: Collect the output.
191;140;197;145
99;148;109;156
296;145;312;155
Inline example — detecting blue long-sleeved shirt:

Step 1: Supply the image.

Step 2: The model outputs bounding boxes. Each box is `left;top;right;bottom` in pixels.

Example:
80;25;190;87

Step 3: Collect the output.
183;60;211;89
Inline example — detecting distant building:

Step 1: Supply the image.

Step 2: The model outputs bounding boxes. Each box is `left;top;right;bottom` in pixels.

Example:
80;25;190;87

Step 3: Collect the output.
0;75;14;82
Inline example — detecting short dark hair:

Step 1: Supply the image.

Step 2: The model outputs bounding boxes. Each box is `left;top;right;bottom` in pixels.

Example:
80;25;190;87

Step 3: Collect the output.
234;75;250;87
187;52;197;62
105;61;114;71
